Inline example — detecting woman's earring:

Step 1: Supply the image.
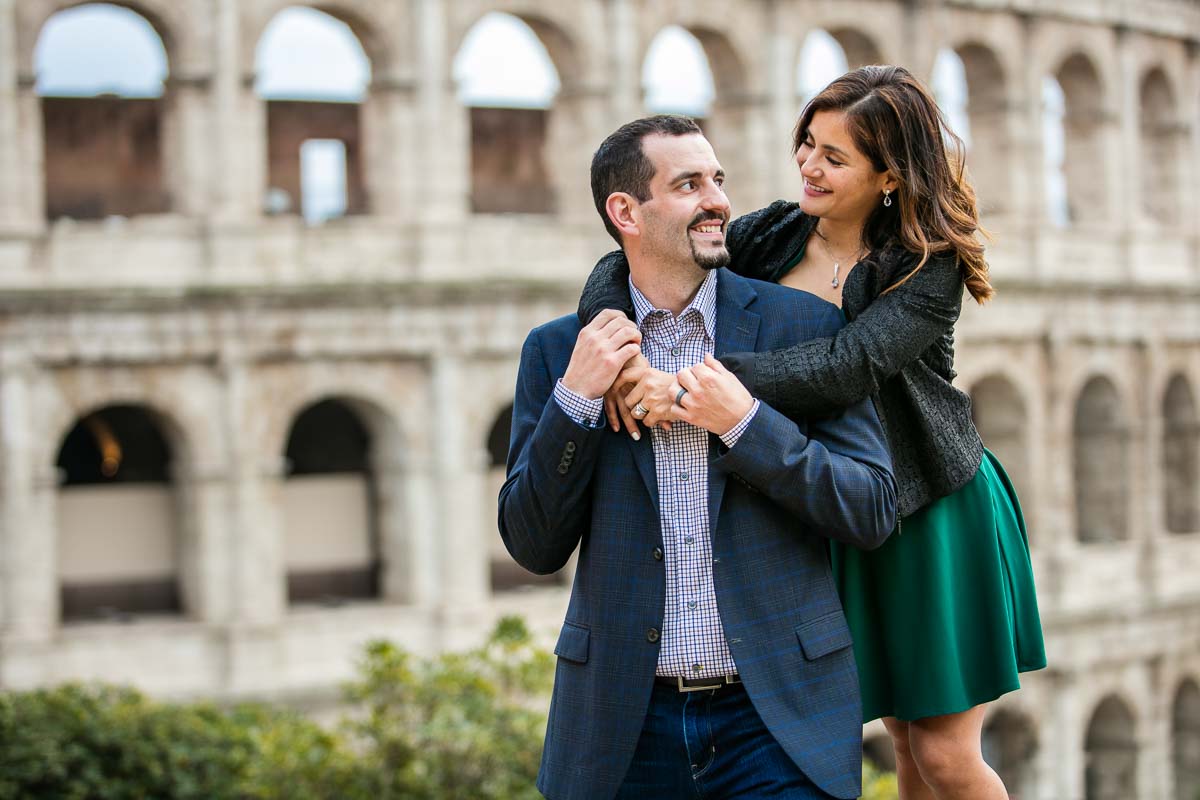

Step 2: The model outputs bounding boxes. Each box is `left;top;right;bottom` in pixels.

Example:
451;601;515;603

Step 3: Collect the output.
883;189;893;208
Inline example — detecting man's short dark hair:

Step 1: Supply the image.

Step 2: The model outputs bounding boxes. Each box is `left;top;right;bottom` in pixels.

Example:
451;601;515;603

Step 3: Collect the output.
590;115;703;245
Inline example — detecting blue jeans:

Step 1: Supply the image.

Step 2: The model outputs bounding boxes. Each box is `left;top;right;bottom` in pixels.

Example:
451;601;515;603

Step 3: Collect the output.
615;681;838;799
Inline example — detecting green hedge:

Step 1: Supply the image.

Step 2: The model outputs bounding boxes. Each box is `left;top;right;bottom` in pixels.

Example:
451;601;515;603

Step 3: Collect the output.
0;617;896;800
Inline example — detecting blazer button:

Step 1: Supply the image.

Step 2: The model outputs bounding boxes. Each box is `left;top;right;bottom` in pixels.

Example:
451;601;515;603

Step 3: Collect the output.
652;547;663;561
646;628;660;643
565;441;577;454
557;463;569;475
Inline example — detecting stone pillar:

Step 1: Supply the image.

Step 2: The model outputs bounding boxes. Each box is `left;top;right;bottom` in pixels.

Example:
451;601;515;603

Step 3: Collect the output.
0;0;38;233
1113;27;1138;268
362;78;417;220
605;0;640;125
210;0;262;224
549;86;610;224
221;350;284;626
1017;13;1048;270
431;354;489;618
161;76;212;218
707;92;773;214
415;0;468;223
0;353;55;639
173;454;234;625
1045;669;1086;800
766;2;798;203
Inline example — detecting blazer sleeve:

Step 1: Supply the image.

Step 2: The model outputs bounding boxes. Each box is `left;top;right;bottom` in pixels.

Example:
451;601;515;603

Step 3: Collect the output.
711;304;898;549
720;252;965;418
497;328;607;575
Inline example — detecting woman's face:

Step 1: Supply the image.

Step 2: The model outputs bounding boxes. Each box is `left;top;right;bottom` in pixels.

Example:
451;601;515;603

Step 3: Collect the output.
795;110;895;227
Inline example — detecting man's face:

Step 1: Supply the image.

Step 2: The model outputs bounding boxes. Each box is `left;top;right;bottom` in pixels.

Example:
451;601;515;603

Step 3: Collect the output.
635;133;732;271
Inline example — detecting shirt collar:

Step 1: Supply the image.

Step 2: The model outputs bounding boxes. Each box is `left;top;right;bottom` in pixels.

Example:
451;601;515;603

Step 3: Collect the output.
629;269;718;341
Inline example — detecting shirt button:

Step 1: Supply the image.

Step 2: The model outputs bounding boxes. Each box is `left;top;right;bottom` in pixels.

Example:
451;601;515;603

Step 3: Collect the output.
653;547;663;561
646;628;660;643
678;472;689;482
671;346;681;357
684;536;695;545
692;663;703;673
687;600;698;610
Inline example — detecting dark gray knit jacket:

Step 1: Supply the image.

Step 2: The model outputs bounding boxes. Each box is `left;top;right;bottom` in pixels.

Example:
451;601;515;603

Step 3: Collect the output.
577;200;984;518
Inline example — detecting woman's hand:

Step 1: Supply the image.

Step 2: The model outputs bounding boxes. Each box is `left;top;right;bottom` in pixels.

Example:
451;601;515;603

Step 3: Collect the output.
675;354;755;436
604;353;651;438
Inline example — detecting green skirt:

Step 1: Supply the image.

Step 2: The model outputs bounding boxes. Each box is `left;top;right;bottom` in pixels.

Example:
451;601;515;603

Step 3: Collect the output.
830;449;1046;722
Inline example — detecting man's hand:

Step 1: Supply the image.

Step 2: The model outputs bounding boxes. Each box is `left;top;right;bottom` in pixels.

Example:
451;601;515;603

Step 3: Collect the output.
562;310;643;399
674;354;755;436
622;366;680;431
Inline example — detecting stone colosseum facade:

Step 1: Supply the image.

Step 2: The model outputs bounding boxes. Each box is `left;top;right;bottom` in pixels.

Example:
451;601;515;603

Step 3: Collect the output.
1;0;1199;797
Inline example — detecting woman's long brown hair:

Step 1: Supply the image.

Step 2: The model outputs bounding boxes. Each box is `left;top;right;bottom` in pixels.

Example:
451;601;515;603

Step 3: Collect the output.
794;65;994;304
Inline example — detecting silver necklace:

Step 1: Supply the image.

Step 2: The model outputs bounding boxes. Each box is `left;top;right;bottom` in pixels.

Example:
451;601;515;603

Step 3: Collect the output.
817;231;865;289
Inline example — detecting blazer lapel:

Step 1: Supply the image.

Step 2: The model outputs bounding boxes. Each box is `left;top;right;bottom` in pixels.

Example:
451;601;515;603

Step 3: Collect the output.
627;430;659;510
708;269;760;525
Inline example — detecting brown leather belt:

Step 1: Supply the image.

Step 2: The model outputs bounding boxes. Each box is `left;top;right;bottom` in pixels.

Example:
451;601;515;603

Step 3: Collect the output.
655;674;741;692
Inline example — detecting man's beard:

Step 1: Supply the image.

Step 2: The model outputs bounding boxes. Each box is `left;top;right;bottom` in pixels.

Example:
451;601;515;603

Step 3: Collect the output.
690;235;730;270
688;212;731;270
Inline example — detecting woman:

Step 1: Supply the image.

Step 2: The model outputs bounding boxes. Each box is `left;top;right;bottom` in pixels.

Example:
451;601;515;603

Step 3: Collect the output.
578;66;1046;800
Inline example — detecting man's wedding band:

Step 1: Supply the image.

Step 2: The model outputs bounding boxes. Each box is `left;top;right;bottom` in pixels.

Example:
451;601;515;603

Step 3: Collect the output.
633;402;649;419
675;388;688;406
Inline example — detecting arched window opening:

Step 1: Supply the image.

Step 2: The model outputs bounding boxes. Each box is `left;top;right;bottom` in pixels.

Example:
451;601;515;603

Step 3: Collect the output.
283;399;380;604
1085;697;1138;800
1139;69;1182;225
983;709;1039;799
1174;680;1200;800
932;48;971;148
643;27;715;120
1043;75;1070;227
1074;377;1129;544
971;376;1030;524
454;13;560;214
1056;54;1107;225
1163;375;1199;533
796;30;849;110
55;405;181;621
34;3;170;219
256;7;372;223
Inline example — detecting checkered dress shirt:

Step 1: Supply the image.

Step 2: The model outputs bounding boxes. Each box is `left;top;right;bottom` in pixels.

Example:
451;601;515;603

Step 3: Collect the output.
553;270;760;678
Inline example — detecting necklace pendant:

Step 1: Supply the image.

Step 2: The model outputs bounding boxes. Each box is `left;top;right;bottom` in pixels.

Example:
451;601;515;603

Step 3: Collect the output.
831;261;840;289
831;276;839;288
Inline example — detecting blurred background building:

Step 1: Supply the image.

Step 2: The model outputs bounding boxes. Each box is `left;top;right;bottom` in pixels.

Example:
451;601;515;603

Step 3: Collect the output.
0;0;1198;797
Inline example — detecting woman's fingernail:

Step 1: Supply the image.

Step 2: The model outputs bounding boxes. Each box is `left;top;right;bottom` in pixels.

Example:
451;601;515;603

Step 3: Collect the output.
631;431;641;441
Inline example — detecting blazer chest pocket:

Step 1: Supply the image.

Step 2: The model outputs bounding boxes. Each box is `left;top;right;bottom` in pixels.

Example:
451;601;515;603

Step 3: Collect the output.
795;611;853;661
554;621;590;664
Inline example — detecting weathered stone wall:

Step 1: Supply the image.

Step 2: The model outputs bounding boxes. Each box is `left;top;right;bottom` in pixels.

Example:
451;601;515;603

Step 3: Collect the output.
0;0;1198;797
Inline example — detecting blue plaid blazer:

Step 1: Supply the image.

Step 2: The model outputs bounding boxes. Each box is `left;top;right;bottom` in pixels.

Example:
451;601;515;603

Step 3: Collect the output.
499;269;897;800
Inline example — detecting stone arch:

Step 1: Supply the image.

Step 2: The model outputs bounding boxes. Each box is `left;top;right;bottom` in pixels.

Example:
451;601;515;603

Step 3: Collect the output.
54;402;189;621
1162;374;1199;533
1174;679;1200;800
827;27;882;70
255;6;373;221
1054;52;1108;225
453;12;573;215
955;41;1011;215
281;396;382;604
33;3;173;219
982;708;1039;798
243;1;392;77
1139;67;1183;225
1073;376;1129;544
19;0;186;75
1085;695;1138;800
970;374;1030;517
642;26;716;117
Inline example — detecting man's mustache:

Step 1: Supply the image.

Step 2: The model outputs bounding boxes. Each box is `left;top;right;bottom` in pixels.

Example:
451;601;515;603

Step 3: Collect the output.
688;212;729;228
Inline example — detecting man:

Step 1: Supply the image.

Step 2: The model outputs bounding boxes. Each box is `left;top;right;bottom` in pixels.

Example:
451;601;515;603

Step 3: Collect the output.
498;115;897;800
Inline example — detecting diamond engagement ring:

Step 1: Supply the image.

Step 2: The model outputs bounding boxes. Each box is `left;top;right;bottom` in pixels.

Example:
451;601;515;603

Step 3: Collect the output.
632;402;649;419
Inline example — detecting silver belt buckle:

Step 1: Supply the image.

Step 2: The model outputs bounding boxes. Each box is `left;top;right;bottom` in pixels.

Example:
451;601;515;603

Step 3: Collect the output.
676;674;739;692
